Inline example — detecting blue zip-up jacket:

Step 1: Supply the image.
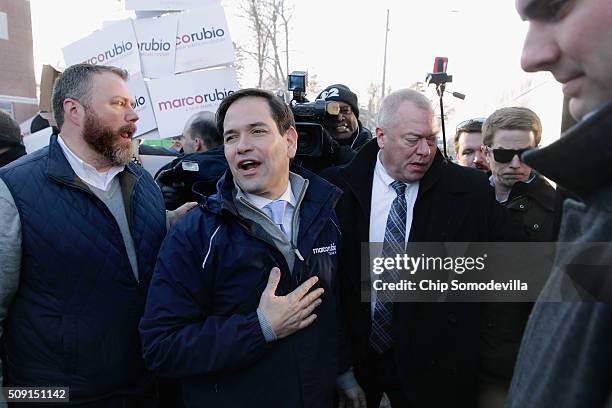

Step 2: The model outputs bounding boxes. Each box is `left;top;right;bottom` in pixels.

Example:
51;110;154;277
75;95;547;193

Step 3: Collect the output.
0;135;167;402
140;167;350;408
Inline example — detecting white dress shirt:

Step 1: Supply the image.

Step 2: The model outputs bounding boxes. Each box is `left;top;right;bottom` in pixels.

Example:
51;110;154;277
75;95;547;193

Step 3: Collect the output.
58;135;124;191
244;181;297;241
369;151;419;316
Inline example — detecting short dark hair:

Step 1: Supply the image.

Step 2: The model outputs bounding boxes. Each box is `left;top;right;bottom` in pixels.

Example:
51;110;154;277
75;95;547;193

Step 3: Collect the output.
188;113;222;149
482;107;542;147
216;88;295;137
453;117;486;154
52;64;128;129
0;110;22;148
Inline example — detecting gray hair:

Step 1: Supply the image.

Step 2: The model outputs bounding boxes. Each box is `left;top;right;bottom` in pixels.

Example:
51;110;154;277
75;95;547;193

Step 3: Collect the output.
52;64;128;129
377;89;434;130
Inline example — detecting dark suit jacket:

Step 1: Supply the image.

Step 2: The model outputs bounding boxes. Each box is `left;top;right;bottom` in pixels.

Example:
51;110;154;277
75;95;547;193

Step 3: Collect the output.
323;139;515;407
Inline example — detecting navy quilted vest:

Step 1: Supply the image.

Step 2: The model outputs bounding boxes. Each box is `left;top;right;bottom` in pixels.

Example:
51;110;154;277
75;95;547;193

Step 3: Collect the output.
0;136;166;402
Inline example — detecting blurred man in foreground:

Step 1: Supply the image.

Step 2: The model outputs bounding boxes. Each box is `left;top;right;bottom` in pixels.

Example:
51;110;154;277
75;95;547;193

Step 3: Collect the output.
508;1;612;406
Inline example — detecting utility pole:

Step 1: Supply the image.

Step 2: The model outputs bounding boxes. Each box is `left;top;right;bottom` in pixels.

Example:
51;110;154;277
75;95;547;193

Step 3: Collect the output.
381;9;390;98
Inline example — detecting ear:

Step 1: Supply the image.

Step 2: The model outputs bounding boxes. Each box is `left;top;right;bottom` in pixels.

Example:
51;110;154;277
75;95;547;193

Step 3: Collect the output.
195;136;205;152
375;127;385;149
285;126;298;159
63;98;85;128
482;145;491;164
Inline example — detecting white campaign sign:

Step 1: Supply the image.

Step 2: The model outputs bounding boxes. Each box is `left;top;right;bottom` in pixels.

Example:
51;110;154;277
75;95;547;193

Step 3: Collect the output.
127;74;157;137
137;128;162;140
125;0;218;11
147;67;239;138
62;19;141;75
174;5;235;73
133;14;178;78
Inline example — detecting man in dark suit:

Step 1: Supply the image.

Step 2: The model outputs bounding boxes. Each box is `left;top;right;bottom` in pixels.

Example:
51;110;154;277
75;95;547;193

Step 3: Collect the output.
324;89;512;408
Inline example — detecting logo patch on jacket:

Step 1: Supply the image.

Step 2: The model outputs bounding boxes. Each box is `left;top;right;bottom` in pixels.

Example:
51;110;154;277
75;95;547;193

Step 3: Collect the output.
312;242;336;256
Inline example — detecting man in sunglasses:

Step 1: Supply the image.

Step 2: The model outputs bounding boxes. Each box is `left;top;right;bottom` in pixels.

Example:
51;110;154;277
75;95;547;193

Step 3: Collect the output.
482;107;556;241
453;117;489;171
478;107;557;407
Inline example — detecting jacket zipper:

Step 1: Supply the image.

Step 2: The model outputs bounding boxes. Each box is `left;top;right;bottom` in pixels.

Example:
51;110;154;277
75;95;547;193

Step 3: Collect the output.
237;196;305;262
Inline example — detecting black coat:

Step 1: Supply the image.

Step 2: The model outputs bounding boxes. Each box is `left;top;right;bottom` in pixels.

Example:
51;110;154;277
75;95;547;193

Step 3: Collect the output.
154;146;228;209
323;139;515;407
506;174;557;242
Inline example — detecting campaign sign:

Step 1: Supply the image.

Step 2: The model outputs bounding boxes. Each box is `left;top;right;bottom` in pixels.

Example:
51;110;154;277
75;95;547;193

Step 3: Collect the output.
137;128;162;140
133;14;178;78
127;74;157;137
125;0;218;11
62;19;141;75
147;67;239;138
174;5;235;73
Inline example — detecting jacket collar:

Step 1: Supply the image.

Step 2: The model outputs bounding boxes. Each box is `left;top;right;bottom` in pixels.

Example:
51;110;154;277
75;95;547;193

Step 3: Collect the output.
522;100;612;200
338;138;379;216
338;138;448;215
202;165;342;220
47;134;140;188
507;173;556;212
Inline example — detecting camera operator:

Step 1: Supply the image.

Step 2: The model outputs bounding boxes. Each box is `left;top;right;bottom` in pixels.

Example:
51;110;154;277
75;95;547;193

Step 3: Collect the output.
316;84;372;151
293;127;358;175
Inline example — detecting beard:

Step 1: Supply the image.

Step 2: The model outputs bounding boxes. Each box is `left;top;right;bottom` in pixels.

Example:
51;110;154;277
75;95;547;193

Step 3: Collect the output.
82;111;136;167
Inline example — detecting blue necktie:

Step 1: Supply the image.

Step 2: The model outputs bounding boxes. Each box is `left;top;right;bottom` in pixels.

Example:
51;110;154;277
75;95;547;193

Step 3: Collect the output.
265;200;288;237
370;180;407;354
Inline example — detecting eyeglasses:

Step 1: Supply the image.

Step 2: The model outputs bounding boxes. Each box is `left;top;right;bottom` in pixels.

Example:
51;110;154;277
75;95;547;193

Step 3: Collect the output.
456;117;487;132
487;147;533;163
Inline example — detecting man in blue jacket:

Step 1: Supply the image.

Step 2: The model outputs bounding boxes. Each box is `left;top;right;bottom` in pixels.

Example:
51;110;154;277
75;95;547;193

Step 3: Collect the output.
140;88;365;408
0;64;194;406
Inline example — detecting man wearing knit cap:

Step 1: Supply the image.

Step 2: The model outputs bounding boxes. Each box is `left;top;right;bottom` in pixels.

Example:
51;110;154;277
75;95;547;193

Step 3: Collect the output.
316;84;372;151
0;111;26;168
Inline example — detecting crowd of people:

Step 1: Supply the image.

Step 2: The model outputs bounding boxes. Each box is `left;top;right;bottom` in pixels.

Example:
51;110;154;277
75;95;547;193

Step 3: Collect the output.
0;0;611;407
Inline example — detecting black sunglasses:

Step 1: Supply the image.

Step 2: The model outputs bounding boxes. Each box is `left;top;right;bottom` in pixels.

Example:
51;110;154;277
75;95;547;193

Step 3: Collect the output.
488;147;533;163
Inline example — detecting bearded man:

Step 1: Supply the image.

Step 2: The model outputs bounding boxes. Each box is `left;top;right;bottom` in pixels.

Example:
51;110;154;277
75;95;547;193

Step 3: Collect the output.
0;64;194;406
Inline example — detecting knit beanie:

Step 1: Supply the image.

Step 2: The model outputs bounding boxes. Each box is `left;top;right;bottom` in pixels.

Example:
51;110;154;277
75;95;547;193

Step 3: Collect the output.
316;84;359;118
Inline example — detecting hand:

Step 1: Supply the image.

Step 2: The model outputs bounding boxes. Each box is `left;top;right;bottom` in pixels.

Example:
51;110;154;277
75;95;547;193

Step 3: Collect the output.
338;385;367;408
167;202;197;226
258;267;324;339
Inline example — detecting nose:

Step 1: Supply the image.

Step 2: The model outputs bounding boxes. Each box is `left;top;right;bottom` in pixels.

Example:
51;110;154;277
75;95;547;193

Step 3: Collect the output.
474;148;486;165
126;105;139;123
509;154;522;168
416;138;431;157
236;133;253;154
521;21;560;73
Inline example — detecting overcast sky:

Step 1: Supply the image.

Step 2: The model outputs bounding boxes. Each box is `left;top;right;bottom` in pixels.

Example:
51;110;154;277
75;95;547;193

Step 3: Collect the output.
29;0;562;144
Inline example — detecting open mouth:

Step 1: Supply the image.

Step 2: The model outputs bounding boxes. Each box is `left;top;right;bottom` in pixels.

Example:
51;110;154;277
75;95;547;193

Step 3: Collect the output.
237;159;261;174
335;124;350;132
119;125;136;140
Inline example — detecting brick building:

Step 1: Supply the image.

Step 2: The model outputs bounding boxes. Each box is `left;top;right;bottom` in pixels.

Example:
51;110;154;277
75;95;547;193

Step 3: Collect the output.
0;0;37;123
